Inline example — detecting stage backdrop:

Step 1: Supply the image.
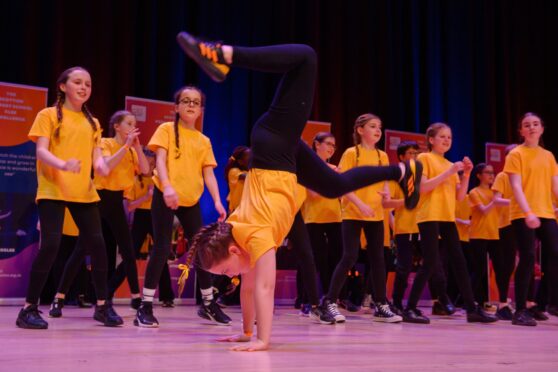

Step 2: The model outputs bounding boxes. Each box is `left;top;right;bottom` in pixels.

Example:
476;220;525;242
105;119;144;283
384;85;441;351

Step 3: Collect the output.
0;82;47;299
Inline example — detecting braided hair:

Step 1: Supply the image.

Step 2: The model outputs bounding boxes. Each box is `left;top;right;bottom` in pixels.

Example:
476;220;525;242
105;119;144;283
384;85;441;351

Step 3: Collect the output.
53;67;96;140
172;85;206;159
353;113;382;166
188;222;235;271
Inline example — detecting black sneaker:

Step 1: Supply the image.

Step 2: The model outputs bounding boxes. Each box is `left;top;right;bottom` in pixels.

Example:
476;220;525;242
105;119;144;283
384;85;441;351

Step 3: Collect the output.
398;159;422;209
528;306;549;321
161;300;175;308
512;308;537;326
466;305;498;323
432;301;456;316
547;305;558;317
389;302;404;317
16;305;48;330
373;303;403;323
134;302;159;328
309;306;336;324
94;303;123;327
299;303;311;317
198;300;232;326
496;305;514;321
130;297;142;310
320;298;345;323
176;31;230;82
49;298;64;318
403;308;430;324
77;295;93;308
338;299;360;312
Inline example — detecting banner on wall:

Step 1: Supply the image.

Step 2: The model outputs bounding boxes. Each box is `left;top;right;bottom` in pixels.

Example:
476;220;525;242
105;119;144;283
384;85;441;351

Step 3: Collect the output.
384;129;427;164
485;142;508;174
0;82;47;298
125;96;203;145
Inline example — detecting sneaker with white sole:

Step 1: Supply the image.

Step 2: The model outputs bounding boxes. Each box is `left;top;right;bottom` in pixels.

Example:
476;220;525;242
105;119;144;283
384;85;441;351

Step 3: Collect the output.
320;298;345;323
198;300;232;326
134;302;159;328
373;303;403;323
309;306;336;324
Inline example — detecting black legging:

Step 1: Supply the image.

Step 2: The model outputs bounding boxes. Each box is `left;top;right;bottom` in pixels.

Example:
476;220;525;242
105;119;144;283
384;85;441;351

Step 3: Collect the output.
469;239;499;305
98;190;139;294
495;226;517;303
407;221;476;312
512;218;558;311
144;189;212;294
288;212;320;305
108;208;174;301
26;200;108;304
233;45;402;195
327;220;387;304
306;222;342;293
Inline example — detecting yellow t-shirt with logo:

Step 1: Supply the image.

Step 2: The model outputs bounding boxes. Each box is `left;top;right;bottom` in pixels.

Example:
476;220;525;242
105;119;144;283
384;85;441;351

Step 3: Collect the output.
62;208;78;237
148;122;217;207
28;107;101;203
504;144;558;220
94;138;139;191
416;152;459;223
491;171;512;229
339;146;388;221
455;196;471;242
390;181;419;235
227;167;247;213
125;176;153;210
469;187;499;240
228;169;299;267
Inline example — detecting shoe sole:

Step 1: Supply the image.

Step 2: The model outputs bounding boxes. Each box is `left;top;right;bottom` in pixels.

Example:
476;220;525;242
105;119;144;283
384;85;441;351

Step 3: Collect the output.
16;319;48;329
93;315;123;327
133;318;159;328
309;313;335;325
401;160;422;209
176;32;227;83
403;318;430;324
197;311;231;326
373;316;403;323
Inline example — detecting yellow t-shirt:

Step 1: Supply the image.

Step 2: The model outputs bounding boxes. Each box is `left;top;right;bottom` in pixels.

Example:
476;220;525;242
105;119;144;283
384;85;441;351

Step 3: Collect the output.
124;175;153;210
504;144;558;220
94;138;139;191
28;107;102;203
227;167;247;213
390;181;419;235
455;196;471;242
491;171;512;229
227;169;298;267
62;208;79;237
295;183;308;211
301;191;342;224
148;122;217;207
416;152;459;223
339;146;388;221
469;187;499;240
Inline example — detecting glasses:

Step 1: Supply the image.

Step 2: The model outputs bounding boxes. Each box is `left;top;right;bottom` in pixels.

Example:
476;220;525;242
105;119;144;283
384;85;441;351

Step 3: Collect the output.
406;151;419;156
322;141;336;149
482;171;495;175
179;98;202;107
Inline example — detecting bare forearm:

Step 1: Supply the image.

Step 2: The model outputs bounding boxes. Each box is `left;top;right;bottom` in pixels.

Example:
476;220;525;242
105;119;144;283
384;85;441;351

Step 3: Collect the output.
421;169;456;194
104;146;129;170
204;168;222;204
36;147;65;170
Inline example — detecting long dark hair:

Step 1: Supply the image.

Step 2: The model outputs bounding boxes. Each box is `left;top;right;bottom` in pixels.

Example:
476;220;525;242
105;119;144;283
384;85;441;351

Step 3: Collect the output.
224;146;250;190
53;66;96;140
518;112;544;147
172;85;206;159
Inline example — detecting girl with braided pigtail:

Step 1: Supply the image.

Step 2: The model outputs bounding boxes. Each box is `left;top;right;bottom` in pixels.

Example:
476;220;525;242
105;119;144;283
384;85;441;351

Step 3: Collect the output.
17;67;123;329
177;31;422;351
134;85;230;328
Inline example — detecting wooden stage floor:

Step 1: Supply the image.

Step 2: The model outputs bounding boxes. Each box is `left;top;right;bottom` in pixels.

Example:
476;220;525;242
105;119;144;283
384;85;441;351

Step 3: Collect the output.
1;304;557;371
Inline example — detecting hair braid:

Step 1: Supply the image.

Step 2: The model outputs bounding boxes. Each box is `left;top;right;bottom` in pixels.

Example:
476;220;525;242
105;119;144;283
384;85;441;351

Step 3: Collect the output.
54;92;64;140
174;113;181;159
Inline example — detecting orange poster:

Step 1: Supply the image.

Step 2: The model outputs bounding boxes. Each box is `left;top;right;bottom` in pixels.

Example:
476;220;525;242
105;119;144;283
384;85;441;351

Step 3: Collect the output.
301;120;331;147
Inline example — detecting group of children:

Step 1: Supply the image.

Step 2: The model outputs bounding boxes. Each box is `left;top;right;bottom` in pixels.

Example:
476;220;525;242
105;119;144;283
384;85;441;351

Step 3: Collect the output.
14;31;558;352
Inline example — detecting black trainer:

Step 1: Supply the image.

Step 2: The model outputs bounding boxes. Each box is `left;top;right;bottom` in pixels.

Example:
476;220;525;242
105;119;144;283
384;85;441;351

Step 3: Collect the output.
94;303;123;327
161;300;175;308
130;297;142;310
198;300;232;326
432;301;456;316
134;302;159;328
49;298;64;318
398;159;422;209
512;308;537;326
466;305;498;323
547;305;558;317
320;298;346;323
338;299;360;312
309;305;336;324
528;306;549;321
373;303;403;323
496;305;514;321
77;295;93;308
16;305;48;330
176;31;230;82
403;307;430;324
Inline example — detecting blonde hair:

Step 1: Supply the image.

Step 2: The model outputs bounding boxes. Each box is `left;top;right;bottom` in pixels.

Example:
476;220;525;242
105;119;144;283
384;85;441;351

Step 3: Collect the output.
353;113;382;166
425;122;451;151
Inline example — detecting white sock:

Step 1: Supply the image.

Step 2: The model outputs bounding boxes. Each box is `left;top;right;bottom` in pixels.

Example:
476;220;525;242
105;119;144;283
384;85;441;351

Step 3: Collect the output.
143;288;156;303
201;287;214;306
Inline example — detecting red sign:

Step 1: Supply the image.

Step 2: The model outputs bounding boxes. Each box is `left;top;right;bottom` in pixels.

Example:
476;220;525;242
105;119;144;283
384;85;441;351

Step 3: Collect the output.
485;142;508;174
301;120;331;147
384;129;427;164
124;96;204;145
